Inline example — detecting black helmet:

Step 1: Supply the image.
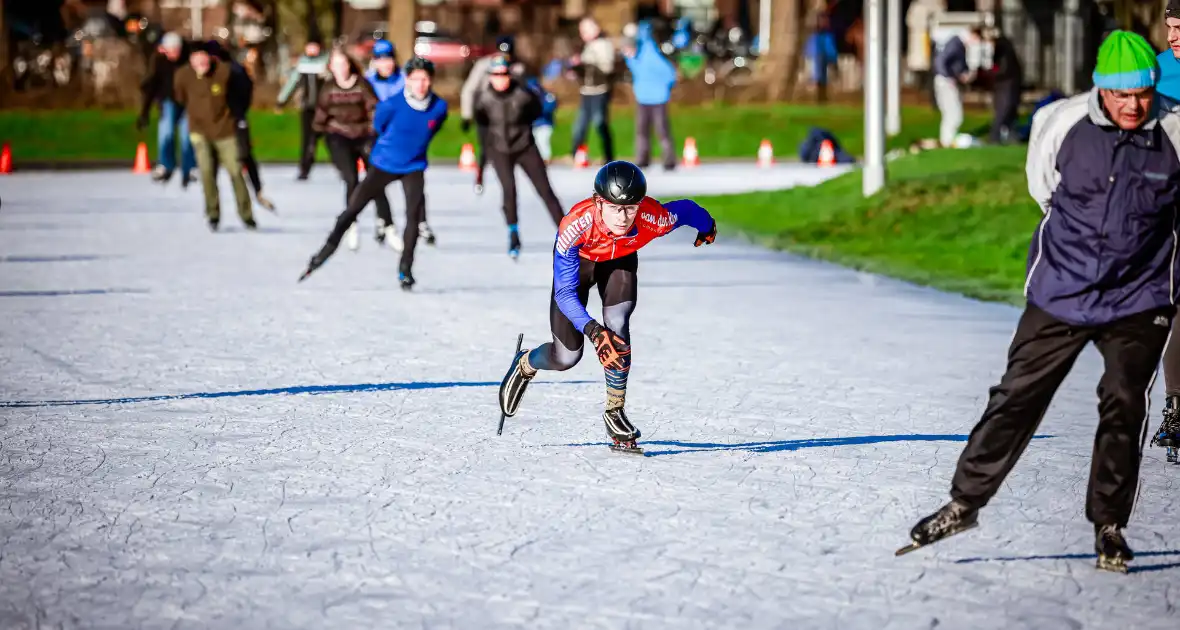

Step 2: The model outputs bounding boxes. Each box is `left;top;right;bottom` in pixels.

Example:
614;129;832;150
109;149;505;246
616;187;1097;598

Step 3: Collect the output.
496;35;515;56
593;161;647;205
403;56;435;77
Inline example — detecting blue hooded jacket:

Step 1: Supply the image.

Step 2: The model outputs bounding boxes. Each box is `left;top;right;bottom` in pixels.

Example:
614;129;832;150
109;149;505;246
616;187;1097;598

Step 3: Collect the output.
624;21;677;106
1157;50;1180;101
366;68;405;102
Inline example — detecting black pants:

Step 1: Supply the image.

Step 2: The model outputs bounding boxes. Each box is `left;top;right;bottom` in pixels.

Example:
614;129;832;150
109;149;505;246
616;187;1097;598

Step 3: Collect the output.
298;108;323;177
529;253;638;372
635;103;675;170
571;92;614;162
234;122;262;193
1164;321;1180;396
487;144;564;227
950;303;1173;528
325;133;393;227
475;123;489;183
320;167;426;272
990;80;1021;144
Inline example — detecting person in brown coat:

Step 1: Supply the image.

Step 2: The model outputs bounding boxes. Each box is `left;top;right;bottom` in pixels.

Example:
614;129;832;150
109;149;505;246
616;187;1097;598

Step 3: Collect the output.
313;46;396;251
173;41;255;231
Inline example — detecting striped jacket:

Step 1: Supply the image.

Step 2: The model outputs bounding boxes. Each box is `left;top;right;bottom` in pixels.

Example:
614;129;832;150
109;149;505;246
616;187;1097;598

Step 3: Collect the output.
1024;89;1180;326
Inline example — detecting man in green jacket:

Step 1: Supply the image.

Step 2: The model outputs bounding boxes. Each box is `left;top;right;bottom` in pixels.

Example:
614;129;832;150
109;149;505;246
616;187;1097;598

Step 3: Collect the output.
174;41;255;231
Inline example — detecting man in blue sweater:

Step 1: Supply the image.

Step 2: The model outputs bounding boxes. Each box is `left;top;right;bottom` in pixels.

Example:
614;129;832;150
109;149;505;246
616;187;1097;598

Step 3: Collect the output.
624;20;678;171
299;57;449;290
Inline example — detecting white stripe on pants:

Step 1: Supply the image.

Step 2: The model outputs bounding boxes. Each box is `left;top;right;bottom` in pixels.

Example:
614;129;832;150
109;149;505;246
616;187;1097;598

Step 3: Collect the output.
934;75;963;147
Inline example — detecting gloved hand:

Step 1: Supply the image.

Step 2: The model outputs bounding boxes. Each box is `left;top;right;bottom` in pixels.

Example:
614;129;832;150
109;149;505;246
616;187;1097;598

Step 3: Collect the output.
584;320;630;371
460;119;472;133
694;220;717;247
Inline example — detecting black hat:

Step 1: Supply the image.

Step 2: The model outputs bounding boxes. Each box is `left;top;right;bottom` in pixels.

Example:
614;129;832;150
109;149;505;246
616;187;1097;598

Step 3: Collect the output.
1169;0;1180;18
593;161;647;205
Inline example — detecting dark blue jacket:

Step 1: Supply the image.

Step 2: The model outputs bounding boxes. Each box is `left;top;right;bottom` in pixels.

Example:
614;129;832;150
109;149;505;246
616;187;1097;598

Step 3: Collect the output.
934;36;968;78
370;91;448;174
365;68;405;102
1024;90;1180;326
525;77;557;127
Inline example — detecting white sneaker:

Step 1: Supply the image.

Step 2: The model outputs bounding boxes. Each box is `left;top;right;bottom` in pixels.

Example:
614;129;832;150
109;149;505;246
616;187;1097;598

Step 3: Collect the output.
383;225;403;252
345;222;360;251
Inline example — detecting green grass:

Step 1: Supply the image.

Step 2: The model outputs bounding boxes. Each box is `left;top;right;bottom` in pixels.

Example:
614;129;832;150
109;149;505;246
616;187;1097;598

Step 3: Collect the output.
0;104;991;164
695;145;1038;303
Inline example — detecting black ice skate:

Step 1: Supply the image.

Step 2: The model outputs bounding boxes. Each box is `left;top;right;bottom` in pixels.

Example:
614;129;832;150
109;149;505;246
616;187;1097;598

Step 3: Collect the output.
896;499;978;556
298;247;331;282
508;230;521;260
1150;395;1180;463
604;408;643;455
1095;524;1133;574
398;270;415;291
498;348;534;419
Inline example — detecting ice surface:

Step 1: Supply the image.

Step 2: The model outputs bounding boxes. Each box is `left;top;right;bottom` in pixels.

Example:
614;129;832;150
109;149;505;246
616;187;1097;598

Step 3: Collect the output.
0;163;1177;629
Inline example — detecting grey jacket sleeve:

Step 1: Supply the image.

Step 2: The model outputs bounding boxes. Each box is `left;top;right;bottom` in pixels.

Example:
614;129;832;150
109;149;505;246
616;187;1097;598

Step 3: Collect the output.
1025;93;1089;214
461;57;492;121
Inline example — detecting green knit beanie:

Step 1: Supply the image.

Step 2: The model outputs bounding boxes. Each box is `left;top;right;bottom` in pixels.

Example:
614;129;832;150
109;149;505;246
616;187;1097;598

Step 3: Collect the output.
1092;30;1159;90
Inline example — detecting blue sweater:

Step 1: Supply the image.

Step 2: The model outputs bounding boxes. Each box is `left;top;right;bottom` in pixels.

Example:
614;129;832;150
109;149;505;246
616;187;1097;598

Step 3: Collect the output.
365;68;405;102
370;92;449;174
624;22;677;106
1157;50;1180;101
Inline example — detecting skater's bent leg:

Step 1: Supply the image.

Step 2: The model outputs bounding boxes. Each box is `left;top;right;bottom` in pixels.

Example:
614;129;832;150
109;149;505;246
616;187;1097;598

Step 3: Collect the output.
598;254;638;409
950;304;1089;510
1088;306;1173;527
323;169;398;256
519;145;565;225
326;134;360;206
529;263;595;372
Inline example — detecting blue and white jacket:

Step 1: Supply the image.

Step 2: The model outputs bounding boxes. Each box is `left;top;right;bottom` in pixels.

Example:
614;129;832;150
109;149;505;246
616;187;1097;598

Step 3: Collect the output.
1023;89;1180;325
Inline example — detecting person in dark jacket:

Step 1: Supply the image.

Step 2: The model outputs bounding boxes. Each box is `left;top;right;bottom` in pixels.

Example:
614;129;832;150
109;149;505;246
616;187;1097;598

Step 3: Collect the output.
313;46;392;251
138;32;196;187
932;27;981;147
987;29;1023;144
277;37;329;180
299;57;448;290
904;32;1177;574
173;41;255;231
474;55;565;259
461;35;526;195
207;40;275;212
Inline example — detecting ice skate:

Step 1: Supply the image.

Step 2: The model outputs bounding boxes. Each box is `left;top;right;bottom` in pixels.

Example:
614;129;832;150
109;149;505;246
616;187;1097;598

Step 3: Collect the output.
419;222;437;246
379;224;403;252
508;228;521;260
151;165;172;183
298;246;331;282
1095;524;1133;574
255;191;277;213
181;171;194;189
896;499;978;556
243;218;257;231
498;348;535;417
1150;396;1180;464
345;222;360;251
398;265;415;291
604;407;643;454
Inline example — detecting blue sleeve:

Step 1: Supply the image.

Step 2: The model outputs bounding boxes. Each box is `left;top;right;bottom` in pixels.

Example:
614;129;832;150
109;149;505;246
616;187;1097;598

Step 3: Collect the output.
663;199;715;233
553;243;592;332
432;101;449;136
374;99;395;135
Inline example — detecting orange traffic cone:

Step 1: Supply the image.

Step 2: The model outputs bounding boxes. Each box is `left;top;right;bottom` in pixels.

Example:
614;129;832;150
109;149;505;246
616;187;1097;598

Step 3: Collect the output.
817;139;836;167
574;144;590;169
682;137;700;168
357;158;366;175
459;143;477;172
757;139;774;168
133;142;151;174
0;142;11;175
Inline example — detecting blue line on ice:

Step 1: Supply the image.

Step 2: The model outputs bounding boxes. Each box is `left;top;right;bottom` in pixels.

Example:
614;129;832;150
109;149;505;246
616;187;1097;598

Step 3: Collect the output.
0;380;594;408
565;434;1054;457
0;288;149;297
0;255;109;263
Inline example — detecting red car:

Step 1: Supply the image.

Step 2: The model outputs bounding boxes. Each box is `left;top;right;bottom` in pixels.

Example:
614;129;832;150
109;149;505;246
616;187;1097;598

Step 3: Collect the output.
354;21;491;68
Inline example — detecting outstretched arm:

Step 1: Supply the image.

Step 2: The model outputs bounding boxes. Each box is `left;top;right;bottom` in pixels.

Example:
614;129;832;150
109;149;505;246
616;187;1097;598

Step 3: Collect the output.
662;199;717;245
553;242;593;332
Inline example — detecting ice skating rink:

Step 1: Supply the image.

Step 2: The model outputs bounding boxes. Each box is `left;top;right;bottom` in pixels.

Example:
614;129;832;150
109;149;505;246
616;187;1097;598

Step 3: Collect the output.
1;163;1177;629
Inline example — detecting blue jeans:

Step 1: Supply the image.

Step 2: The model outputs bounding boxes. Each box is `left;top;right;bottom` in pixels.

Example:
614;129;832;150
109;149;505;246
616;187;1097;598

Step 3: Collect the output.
157;98;196;174
571;92;614;162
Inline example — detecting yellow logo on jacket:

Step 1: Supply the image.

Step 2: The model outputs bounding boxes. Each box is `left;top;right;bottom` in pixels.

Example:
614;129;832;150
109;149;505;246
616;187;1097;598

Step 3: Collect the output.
211;84;222;95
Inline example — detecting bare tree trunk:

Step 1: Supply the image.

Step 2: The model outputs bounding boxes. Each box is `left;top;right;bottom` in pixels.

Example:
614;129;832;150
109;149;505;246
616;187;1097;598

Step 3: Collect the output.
388;0;415;64
759;0;804;101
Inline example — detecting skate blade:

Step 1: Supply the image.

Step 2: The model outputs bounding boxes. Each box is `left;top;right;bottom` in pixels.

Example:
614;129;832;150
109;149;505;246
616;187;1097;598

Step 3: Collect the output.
895;522;978;557
610;443;645;456
496;333;525;436
1096;555;1129;574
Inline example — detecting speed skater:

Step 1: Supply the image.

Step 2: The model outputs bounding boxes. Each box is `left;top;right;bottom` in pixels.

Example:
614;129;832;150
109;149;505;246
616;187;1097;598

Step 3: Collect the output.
497;160;717;452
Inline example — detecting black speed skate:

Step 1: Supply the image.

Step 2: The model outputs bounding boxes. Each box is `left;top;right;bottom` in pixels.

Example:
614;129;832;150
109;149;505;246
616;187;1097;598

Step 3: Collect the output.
1150;395;1180;463
298;247;331;282
498;348;534;418
604;408;643;455
1095;524;1133;574
896;499;978;556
